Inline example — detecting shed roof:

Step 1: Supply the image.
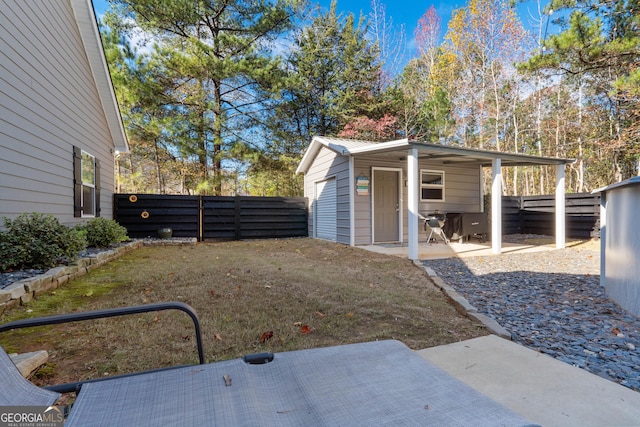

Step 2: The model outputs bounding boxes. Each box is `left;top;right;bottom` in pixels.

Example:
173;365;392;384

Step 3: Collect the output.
297;136;574;175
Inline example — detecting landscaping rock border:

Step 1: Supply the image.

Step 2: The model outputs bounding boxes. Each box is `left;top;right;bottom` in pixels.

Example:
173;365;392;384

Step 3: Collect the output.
414;260;512;339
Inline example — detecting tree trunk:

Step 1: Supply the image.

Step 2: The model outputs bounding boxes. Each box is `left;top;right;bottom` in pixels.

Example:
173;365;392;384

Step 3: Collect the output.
213;79;223;195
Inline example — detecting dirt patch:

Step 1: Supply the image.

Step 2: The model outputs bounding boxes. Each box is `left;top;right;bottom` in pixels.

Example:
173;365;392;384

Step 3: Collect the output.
0;238;488;388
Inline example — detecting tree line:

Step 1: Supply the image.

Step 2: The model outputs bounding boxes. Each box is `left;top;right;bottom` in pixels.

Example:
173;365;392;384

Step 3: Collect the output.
103;0;640;196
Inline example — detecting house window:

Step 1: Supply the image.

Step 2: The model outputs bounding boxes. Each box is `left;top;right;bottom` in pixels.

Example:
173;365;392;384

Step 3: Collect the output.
81;151;96;217
420;170;445;201
74;146;100;218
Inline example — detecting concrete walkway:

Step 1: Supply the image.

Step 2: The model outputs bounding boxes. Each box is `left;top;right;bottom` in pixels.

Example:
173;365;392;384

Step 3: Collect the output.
419;335;640;427
360;240;558;259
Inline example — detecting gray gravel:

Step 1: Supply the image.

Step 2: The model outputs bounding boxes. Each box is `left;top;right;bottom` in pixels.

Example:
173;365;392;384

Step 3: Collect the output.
423;245;640;392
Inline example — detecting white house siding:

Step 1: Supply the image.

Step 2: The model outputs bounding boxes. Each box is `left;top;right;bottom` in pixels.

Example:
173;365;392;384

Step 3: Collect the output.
303;146;350;244
0;0;115;227
353;156;482;245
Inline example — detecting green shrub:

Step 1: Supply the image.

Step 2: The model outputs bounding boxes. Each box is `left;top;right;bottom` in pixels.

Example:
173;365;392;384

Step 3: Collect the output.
79;217;128;248
0;213;87;271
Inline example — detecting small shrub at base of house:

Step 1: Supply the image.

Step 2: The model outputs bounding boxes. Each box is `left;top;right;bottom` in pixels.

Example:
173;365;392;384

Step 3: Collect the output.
79;217;129;248
0;213;87;272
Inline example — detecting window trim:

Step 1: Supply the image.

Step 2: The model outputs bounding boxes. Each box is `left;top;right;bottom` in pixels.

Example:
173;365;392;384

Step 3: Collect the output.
420;169;445;202
73;146;101;218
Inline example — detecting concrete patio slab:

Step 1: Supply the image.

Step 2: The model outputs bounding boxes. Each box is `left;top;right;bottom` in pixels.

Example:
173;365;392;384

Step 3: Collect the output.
418;335;640;427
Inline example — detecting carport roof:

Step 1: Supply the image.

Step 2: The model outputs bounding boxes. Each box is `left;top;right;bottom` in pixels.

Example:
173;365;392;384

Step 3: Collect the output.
296;136;574;174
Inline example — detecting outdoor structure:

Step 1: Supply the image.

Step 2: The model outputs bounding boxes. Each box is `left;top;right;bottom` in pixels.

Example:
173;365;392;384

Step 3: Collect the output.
0;0;128;227
296;136;573;259
594;176;640;317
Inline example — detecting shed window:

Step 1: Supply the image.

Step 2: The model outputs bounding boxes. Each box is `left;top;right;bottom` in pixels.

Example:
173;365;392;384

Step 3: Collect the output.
420;170;444;201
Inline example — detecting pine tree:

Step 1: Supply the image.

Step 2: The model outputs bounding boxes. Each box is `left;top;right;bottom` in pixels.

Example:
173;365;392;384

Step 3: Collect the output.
109;0;304;194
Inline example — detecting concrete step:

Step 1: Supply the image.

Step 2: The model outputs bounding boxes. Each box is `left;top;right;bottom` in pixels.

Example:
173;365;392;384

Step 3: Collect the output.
9;350;49;378
418;335;640;427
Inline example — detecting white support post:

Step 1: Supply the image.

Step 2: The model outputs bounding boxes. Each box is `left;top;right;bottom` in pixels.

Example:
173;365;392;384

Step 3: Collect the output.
491;158;502;254
555;164;566;249
599;192;606;288
408;147;419;260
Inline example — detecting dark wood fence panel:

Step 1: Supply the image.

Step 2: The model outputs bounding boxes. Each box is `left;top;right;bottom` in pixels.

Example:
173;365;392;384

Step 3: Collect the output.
501;196;522;235
230;197;308;240
114;194;200;238
114;194;308;241
502;193;600;238
201;196;236;241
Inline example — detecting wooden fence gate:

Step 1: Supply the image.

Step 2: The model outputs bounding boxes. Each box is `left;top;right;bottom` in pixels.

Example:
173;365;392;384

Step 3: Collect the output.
114;194;308;241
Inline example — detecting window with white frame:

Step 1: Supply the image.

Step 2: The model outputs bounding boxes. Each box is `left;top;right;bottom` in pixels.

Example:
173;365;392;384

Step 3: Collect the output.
81;151;96;217
420;170;444;201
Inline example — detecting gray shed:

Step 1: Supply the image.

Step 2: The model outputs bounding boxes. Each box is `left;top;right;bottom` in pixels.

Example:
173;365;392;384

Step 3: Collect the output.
594;177;640;317
296;137;573;259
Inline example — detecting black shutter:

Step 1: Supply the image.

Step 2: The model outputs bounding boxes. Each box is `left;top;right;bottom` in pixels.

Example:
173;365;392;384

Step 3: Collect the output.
95;158;101;217
73;146;82;217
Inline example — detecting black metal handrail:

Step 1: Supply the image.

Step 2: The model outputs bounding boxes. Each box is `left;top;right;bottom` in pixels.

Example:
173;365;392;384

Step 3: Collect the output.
0;301;205;393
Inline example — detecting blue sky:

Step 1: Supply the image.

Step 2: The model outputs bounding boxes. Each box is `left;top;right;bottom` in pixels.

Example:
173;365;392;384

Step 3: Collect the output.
92;0;552;64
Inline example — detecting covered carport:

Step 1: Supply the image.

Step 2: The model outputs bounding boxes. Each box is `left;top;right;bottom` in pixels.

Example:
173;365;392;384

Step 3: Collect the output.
343;139;574;260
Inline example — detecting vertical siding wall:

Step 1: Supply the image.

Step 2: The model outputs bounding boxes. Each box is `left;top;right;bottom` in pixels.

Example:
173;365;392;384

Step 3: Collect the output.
303;147;350;244
602;184;640;317
0;1;115;226
353;157;481;245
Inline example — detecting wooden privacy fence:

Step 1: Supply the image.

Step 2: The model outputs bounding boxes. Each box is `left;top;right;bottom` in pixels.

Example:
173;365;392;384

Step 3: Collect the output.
113;194;308;241
502;192;600;238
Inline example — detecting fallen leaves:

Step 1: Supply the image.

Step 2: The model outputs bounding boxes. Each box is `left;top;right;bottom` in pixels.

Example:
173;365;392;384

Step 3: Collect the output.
260;331;274;343
300;325;312;334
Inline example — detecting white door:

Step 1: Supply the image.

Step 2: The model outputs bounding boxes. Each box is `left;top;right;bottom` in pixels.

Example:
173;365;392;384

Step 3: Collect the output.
315;178;337;241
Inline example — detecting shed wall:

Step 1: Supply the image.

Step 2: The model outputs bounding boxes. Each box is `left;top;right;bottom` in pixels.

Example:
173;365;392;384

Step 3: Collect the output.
353;156;482;245
303;146;350;244
0;1;115;226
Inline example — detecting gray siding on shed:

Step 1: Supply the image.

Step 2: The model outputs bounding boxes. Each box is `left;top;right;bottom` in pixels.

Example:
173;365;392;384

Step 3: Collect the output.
353;156;482;245
303;146;350;244
0;0;116;226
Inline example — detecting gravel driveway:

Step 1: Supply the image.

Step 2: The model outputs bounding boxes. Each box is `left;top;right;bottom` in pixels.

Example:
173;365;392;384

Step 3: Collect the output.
422;241;640;392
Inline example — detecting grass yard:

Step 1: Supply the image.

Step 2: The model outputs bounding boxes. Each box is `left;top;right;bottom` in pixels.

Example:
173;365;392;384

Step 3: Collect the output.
0;238;487;389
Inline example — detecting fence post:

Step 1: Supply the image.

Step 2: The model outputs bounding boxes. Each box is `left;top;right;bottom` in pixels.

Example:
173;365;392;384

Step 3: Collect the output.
518;195;524;233
198;196;203;242
235;195;241;240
